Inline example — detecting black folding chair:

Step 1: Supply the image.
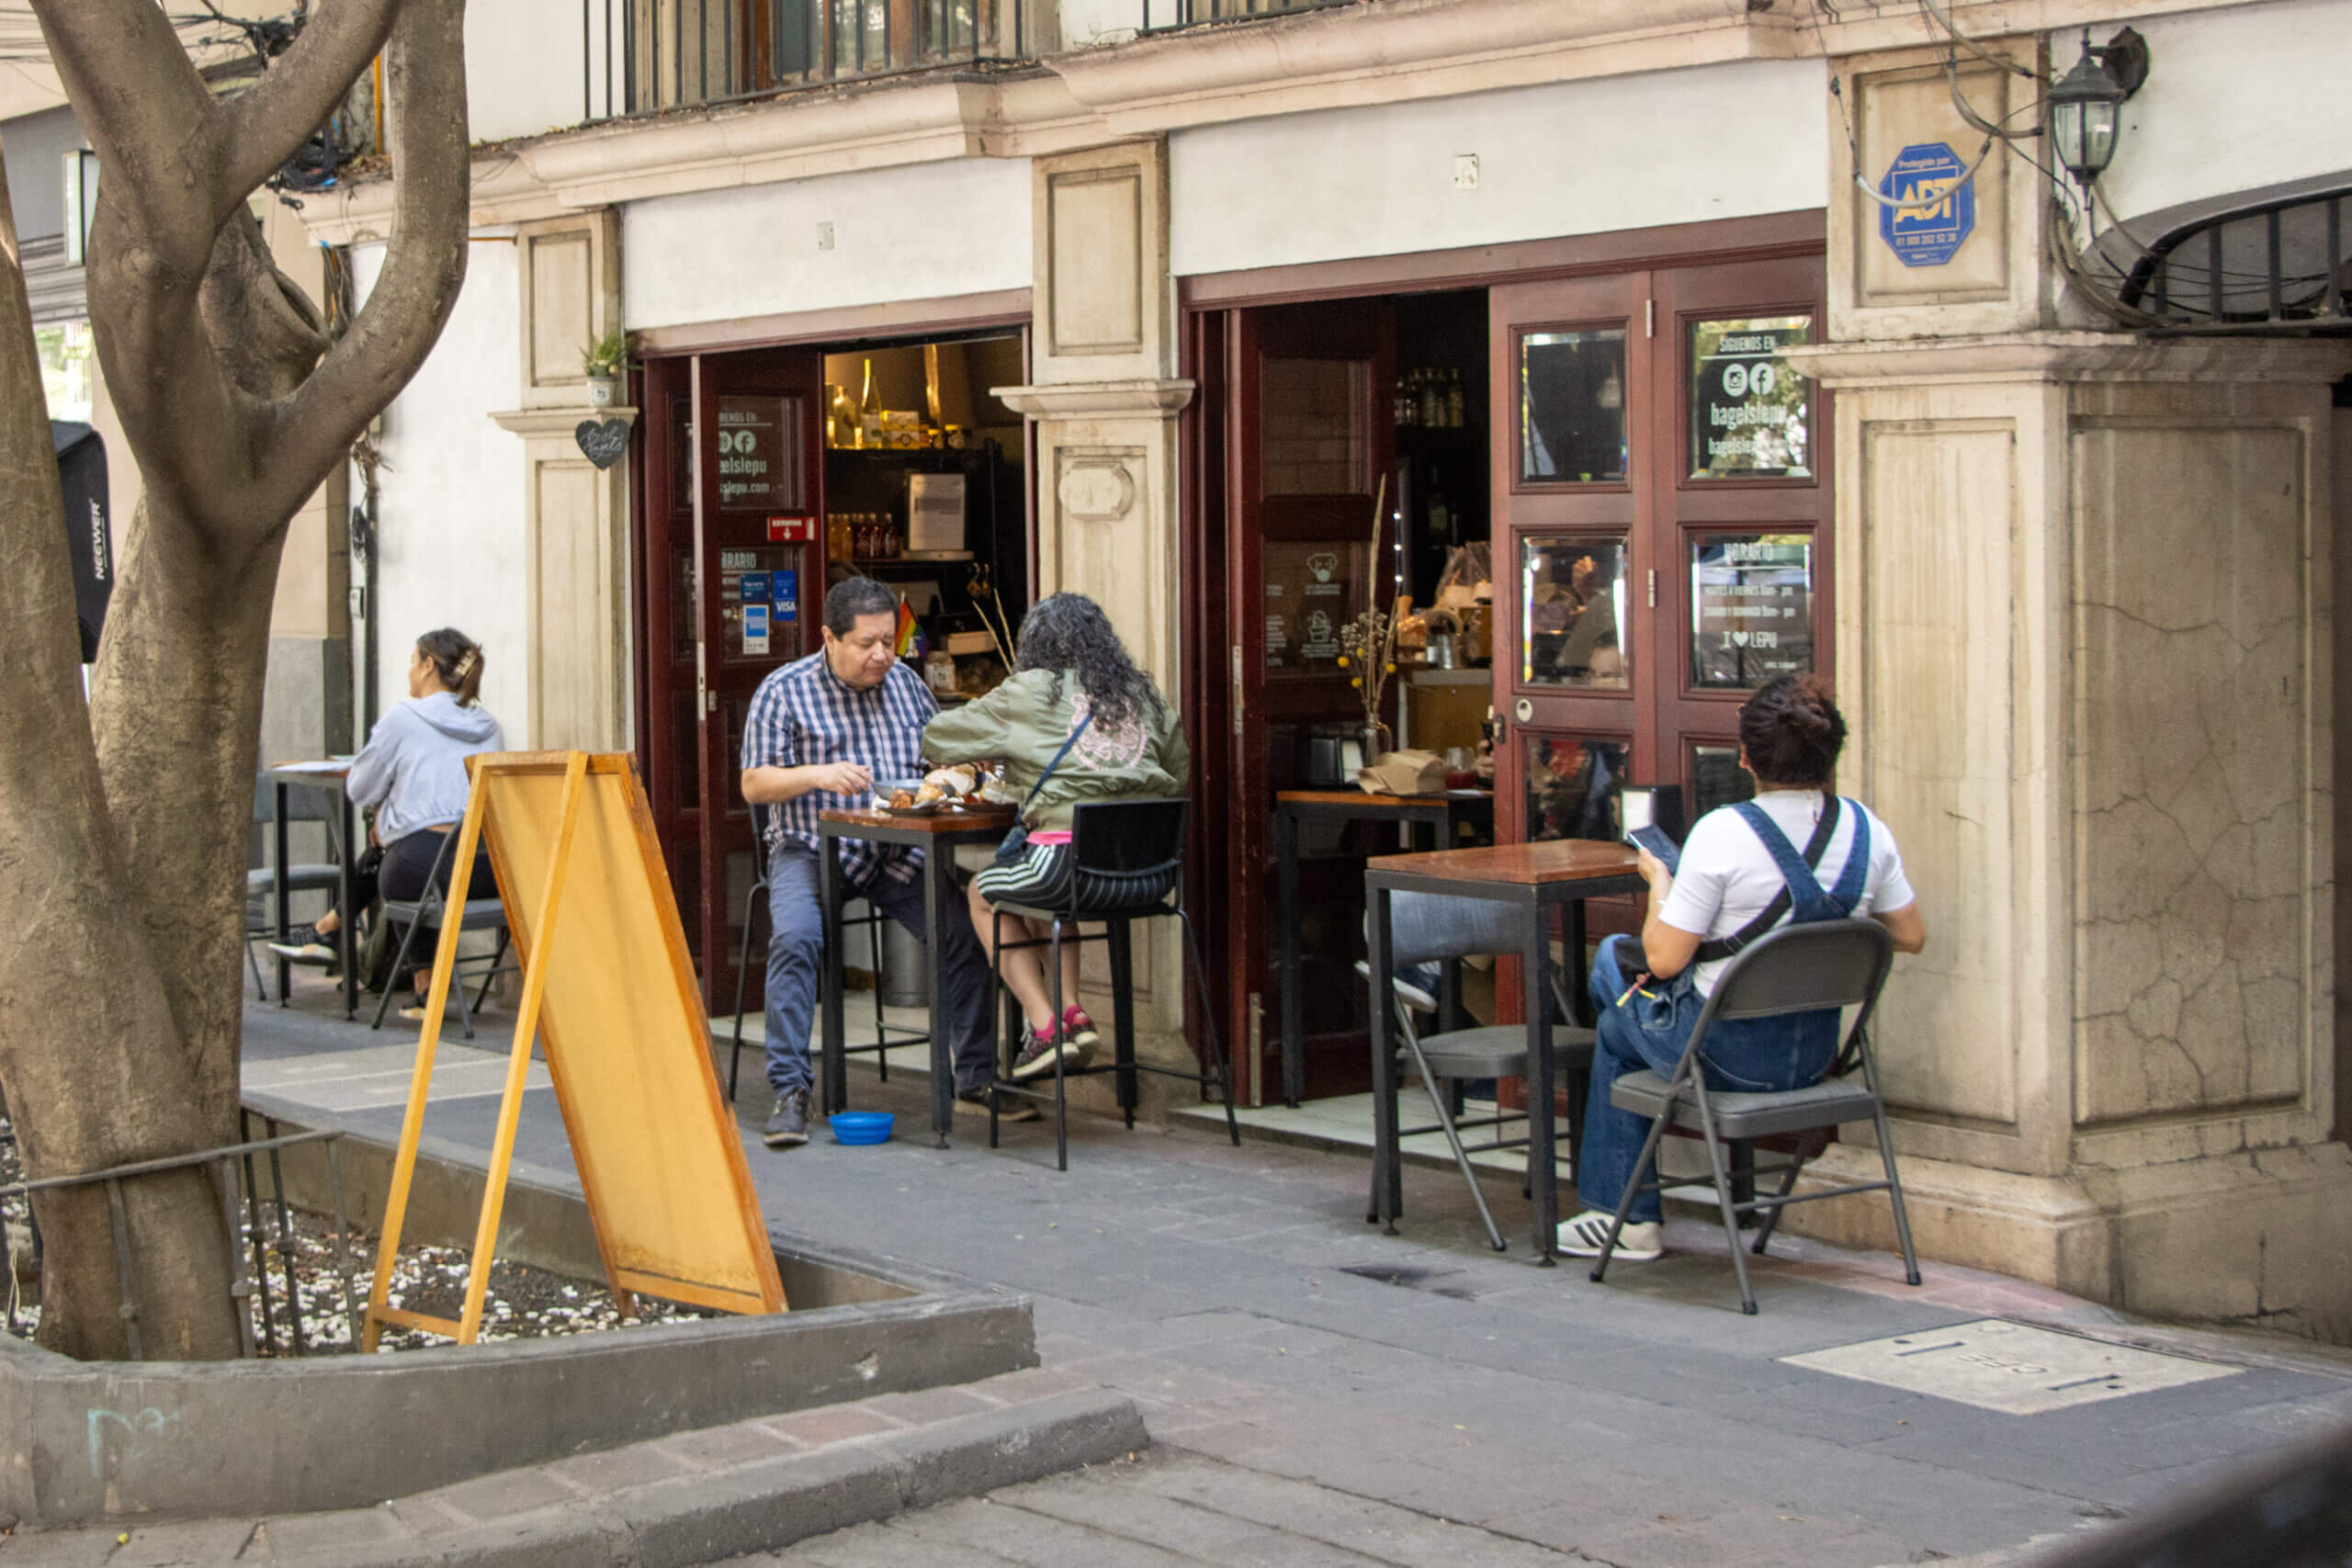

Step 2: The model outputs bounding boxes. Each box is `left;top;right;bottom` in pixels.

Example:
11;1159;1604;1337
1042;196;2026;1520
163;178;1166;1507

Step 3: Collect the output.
368;828;514;1040
726;804;924;1102
1356;892;1593;1251
1588;918;1920;1314
981;798;1239;1170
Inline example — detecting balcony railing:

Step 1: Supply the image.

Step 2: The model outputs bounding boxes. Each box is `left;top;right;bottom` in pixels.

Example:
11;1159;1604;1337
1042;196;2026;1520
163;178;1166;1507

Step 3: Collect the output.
2113;185;2351;338
581;0;1047;121
1136;0;1352;30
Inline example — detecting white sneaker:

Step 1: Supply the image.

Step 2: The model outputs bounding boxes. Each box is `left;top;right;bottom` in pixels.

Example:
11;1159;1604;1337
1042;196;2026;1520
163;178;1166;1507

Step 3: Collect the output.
1556;1210;1662;1260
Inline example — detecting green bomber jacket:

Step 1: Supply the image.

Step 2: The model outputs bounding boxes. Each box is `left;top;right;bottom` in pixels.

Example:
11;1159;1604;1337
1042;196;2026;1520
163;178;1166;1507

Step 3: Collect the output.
922;668;1190;830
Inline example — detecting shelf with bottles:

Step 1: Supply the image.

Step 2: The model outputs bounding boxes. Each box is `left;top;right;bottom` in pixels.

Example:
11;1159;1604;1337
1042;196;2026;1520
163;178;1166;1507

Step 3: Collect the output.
1392;366;1471;433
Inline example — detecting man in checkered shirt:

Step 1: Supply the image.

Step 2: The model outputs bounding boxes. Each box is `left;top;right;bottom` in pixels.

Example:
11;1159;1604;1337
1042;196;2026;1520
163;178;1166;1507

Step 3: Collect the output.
740;578;997;1148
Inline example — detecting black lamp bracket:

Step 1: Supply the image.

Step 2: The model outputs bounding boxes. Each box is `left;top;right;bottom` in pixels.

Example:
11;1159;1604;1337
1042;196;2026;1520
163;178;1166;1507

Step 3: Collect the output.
2084;25;2150;99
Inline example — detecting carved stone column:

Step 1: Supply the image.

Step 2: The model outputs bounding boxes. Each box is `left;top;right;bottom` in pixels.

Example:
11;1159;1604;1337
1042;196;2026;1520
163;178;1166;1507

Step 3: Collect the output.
490;210;632;750
1782;40;2352;1335
995;141;1200;1107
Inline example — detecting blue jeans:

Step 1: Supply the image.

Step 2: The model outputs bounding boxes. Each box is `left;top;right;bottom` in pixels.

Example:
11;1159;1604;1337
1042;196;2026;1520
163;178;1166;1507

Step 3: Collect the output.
763;848;996;1099
1576;933;1838;1224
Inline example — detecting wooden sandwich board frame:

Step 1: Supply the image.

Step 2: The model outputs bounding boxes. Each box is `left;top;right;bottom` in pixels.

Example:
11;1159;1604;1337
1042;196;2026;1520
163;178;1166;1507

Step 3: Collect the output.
362;751;786;1348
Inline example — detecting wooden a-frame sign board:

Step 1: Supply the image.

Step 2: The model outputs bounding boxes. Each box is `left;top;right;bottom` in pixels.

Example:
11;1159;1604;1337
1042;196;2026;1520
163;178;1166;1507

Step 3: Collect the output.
363;752;785;1348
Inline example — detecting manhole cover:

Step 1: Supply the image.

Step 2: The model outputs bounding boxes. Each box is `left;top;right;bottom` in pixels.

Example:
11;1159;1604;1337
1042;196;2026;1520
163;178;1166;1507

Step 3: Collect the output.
1781;1319;2241;1415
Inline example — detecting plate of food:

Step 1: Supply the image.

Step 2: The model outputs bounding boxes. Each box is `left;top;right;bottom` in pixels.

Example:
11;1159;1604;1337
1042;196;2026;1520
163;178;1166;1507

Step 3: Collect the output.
878;765;982;816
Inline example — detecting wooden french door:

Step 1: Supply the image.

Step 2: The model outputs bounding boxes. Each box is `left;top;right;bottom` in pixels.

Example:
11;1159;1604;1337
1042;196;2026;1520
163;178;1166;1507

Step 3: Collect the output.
637;346;826;1012
1490;254;1829;857
1221;300;1396;1103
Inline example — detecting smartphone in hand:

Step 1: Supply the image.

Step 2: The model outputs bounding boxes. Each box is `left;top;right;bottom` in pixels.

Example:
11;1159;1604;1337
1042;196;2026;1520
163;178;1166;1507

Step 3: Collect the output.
1621;785;1682;875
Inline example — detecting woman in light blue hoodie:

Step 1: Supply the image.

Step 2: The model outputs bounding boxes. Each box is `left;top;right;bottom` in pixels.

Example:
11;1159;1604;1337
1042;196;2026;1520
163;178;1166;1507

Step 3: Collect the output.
270;629;505;1010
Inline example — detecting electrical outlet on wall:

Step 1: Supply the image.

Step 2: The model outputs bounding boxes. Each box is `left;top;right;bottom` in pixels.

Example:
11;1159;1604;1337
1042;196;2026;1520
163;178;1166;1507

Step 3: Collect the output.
816;221;836;251
1453;154;1479;191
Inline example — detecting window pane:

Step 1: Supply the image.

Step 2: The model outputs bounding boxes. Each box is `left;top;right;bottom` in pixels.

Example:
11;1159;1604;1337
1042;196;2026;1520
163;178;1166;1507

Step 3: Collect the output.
1690;532;1815;690
713;395;803;512
1261;357;1369;496
1525;736;1629;843
1692;742;1755;818
1521;536;1629;690
1520;328;1626;484
1264;540;1363;679
1688;316;1814;479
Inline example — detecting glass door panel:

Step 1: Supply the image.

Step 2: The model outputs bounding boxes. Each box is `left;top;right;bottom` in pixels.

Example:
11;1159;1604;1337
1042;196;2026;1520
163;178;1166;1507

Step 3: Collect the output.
1689;531;1816;691
1524;733;1631;844
1521;534;1632;689
1520;328;1628;485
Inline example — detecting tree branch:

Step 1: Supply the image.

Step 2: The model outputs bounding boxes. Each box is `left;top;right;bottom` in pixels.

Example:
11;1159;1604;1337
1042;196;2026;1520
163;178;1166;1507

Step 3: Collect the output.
266;0;469;514
26;0;227;266
223;0;407;203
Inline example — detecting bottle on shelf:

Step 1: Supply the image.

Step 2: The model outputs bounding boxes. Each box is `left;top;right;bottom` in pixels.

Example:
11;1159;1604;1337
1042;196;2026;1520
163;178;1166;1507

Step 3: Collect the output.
1394;369;1418;430
1420;368;1444;428
1445;369;1465;429
882;515;902;558
858;359;881;448
827;513;852;561
1427;467;1451;544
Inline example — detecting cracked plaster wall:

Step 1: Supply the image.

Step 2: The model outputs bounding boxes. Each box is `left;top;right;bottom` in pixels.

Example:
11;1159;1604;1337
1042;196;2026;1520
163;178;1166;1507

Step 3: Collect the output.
2070;398;2331;1144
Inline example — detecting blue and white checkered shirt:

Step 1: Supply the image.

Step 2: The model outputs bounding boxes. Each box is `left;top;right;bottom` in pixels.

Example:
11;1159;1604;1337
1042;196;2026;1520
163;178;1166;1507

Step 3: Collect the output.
741;652;938;886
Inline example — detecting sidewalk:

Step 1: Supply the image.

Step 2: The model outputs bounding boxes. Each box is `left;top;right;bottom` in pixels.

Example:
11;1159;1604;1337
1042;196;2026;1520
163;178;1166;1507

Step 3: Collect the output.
206;986;2352;1563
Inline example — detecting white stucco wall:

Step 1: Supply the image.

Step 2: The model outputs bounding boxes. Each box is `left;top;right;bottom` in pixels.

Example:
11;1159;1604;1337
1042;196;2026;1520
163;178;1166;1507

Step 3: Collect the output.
1169;59;1831;276
2091;0;2352;226
467;0;593;141
620;156;1035;329
355;239;529;739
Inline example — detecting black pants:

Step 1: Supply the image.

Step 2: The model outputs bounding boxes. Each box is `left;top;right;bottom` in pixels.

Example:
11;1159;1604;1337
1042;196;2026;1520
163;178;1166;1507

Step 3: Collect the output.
379;827;500;908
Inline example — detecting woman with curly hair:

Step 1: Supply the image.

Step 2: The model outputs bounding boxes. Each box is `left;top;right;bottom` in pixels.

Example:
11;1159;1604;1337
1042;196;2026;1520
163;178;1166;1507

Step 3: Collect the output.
923;593;1189;1082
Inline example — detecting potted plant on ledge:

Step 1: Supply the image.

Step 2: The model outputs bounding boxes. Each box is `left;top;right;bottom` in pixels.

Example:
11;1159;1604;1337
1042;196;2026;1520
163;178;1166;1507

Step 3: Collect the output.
582;328;628;408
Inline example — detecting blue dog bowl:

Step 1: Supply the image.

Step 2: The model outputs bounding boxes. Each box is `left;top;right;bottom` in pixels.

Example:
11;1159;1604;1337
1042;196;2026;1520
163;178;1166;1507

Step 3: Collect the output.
828;1111;896;1145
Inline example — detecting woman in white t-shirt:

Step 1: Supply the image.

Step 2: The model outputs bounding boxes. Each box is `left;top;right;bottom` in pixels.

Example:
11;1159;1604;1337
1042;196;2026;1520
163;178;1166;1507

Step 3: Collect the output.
1558;674;1927;1261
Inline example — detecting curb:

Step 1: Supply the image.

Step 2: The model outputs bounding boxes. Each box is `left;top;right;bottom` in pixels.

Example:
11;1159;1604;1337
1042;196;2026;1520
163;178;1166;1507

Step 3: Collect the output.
262;1389;1148;1568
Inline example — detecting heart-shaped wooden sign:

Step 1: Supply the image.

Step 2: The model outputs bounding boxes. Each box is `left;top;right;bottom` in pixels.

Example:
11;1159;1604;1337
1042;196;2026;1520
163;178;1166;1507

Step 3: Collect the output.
575;418;630;469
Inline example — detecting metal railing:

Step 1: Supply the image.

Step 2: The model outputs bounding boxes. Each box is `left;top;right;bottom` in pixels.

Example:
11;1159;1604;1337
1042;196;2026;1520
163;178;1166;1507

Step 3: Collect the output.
2112;185;2351;337
581;0;1045;122
1137;0;1353;30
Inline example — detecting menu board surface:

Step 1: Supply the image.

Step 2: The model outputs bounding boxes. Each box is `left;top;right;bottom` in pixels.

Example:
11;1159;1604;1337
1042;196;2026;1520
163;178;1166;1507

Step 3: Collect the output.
1690;533;1813;689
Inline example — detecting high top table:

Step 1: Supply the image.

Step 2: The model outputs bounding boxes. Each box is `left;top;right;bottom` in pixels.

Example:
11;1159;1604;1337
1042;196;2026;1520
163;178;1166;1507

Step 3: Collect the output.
817;803;1017;1147
1273;788;1494;1108
1363;838;1643;1263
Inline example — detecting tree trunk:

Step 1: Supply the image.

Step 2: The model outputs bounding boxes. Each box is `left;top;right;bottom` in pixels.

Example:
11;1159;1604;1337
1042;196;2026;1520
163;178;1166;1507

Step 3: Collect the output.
0;161;246;1363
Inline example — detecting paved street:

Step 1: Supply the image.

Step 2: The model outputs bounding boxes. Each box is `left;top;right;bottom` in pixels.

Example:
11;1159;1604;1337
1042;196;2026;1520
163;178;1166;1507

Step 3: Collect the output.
236;987;2352;1566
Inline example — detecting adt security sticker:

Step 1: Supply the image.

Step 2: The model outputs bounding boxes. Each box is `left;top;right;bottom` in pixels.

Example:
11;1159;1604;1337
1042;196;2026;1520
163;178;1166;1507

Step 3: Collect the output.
743;603;771;656
1877;142;1974;268
775;570;798;622
741;570;770;604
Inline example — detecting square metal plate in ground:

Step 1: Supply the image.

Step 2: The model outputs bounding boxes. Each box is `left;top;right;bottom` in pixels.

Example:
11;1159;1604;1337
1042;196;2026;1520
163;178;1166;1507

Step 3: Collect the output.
1781;1319;2241;1415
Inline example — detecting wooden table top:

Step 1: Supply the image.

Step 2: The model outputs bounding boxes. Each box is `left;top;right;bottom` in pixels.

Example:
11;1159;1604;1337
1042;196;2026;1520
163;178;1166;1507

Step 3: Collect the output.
1366;837;1640;886
819;803;1017;836
1275;788;1493;810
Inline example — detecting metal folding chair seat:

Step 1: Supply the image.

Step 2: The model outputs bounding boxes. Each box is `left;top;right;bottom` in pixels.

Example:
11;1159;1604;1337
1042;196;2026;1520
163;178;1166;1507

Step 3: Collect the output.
1359;891;1594;1252
1588;918;1921;1314
981;797;1239;1170
726;803;925;1102
368;827;515;1040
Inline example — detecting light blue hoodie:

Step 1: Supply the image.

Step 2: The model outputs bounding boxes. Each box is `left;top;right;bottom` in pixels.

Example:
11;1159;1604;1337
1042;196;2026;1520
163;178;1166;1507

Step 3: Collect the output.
346;692;505;841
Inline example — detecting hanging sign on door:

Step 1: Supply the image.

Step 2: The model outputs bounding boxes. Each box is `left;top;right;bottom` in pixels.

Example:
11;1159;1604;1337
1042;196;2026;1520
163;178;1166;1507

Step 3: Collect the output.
766;514;818;543
1690;534;1814;690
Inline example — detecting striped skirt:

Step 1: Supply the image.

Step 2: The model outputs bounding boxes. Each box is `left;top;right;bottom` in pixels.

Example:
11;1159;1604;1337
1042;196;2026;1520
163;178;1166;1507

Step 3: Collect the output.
973;841;1179;918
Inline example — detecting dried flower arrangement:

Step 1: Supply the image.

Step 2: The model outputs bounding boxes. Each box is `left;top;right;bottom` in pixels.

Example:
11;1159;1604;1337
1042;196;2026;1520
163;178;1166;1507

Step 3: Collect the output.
1334;475;1396;757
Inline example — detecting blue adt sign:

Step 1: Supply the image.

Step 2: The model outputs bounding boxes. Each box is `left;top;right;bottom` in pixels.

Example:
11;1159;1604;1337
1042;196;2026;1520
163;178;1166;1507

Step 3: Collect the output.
1877;142;1974;268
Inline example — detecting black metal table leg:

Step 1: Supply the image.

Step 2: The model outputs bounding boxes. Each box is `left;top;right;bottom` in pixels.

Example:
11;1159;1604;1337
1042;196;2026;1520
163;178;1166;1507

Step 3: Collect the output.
820;841;846;1117
339;792;358;1019
924;848;953;1147
1368;885;1399;1232
274;782;291;1005
1276;804;1303;1109
1527;889;1558;1266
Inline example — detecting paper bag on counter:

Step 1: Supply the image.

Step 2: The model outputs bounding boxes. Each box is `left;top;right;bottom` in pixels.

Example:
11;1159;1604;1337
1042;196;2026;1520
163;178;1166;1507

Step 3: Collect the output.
1357;750;1448;796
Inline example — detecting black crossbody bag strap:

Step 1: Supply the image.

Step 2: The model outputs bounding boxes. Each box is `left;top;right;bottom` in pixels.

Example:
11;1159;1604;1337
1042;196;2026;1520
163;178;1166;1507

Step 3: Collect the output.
1692;795;1841;964
994;714;1091;865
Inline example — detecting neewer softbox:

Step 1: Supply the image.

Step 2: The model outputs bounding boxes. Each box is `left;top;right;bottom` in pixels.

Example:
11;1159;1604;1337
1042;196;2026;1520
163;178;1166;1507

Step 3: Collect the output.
50;421;110;663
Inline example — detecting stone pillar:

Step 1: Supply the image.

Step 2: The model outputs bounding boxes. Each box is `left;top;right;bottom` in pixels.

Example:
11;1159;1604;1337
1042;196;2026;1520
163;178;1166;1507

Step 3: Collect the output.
993;141;1200;1103
490;210;633;750
1784;43;2352;1337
